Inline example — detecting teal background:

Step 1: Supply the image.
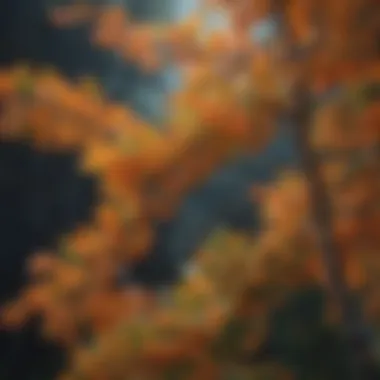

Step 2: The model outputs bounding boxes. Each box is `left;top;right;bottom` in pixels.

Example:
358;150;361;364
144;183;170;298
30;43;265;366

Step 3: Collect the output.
0;1;356;379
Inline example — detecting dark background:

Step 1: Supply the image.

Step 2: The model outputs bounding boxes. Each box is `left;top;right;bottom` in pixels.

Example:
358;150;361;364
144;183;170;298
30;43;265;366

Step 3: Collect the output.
0;1;352;379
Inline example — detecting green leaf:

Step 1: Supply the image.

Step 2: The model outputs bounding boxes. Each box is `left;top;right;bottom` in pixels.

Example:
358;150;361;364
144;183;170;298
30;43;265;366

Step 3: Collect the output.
129;323;145;353
162;361;195;380
58;238;83;266
204;227;230;253
212;317;249;359
15;72;35;100
358;82;380;105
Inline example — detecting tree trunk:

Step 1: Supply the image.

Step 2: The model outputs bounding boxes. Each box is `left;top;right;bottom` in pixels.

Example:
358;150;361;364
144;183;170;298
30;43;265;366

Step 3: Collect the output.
292;85;379;380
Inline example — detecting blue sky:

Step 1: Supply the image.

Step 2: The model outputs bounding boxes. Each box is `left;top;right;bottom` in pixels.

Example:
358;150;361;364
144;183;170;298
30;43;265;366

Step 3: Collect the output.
0;0;299;287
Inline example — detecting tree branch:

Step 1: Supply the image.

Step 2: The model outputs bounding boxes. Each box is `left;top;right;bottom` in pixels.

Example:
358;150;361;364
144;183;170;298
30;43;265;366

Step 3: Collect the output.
292;85;379;380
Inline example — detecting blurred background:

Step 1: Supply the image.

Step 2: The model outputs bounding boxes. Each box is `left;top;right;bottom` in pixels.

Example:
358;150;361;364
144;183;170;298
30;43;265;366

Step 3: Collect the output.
0;1;338;379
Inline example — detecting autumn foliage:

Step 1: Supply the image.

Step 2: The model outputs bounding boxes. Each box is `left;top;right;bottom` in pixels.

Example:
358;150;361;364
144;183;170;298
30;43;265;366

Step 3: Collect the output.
0;0;379;379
